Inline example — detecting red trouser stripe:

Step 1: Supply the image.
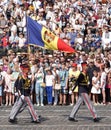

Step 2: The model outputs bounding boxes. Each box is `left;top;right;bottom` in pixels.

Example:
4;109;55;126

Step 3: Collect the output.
83;93;96;118
25;97;37;120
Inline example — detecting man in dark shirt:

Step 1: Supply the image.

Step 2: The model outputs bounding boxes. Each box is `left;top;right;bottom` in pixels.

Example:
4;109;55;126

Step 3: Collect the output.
8;64;40;123
68;62;100;122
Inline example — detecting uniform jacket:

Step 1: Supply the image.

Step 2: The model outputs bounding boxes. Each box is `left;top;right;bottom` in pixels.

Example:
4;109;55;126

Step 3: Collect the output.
14;75;31;96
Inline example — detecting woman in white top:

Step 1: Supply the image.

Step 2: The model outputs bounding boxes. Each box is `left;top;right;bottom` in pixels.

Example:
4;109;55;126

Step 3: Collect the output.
45;69;55;105
10;21;17;36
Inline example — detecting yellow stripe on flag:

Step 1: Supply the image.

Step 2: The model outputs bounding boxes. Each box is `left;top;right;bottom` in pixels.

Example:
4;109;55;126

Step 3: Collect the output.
41;27;58;50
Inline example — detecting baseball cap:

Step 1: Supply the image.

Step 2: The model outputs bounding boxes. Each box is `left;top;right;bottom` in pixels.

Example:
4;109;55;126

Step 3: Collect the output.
72;63;77;67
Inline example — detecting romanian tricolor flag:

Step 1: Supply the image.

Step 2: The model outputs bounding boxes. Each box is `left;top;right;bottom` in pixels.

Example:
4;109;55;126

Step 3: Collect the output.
27;16;75;53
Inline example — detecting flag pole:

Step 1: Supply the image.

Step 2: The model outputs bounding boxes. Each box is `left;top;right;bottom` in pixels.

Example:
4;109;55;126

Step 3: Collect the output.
26;14;31;60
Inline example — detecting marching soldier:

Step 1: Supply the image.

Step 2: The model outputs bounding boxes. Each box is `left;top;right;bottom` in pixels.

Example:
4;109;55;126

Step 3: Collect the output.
8;63;40;123
68;62;100;122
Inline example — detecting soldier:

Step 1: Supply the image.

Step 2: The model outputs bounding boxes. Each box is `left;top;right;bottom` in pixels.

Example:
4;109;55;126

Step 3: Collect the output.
8;63;40;123
68;62;100;122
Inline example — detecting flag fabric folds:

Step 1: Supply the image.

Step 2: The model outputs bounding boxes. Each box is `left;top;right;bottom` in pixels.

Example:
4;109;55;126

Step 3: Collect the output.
27;16;75;53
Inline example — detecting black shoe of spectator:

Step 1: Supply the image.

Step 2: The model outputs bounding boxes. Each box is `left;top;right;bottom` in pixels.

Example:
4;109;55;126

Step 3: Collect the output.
68;117;78;122
93;118;100;122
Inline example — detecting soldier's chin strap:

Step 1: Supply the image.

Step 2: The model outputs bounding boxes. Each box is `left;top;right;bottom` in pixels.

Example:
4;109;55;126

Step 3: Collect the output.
22;73;28;79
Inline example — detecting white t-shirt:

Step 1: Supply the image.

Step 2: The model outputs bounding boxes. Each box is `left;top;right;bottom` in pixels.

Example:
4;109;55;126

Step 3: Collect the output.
18;37;26;47
91;76;101;94
4;73;12;92
45;75;54;86
10;24;17;35
33;0;41;11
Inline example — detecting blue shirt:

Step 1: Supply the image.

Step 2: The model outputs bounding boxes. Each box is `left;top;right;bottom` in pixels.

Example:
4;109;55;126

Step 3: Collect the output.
59;69;68;87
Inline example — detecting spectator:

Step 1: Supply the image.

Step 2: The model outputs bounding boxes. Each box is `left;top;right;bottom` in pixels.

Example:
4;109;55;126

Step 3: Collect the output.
18;32;26;49
68;63;80;106
100;64;107;105
0;14;8;34
52;66;60;106
58;63;68;105
106;70;111;104
9;31;19;48
94;56;104;70
4;67;13;106
11;63;20;105
2;57;9;72
68;28;77;47
10;20;18;37
102;25;111;50
0;61;4;106
91;70;101;105
34;67;44;106
1;31;9;50
45;69;55;105
0;0;110;107
74;33;83;51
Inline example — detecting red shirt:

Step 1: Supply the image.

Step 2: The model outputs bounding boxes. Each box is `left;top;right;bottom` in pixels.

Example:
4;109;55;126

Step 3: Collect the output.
1;36;9;47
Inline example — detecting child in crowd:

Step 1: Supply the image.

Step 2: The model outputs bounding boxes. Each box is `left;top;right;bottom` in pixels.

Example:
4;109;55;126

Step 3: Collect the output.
4;67;13;106
91;70;101;105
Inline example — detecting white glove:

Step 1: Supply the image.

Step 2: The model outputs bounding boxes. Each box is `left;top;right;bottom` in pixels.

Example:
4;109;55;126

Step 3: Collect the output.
21;95;25;100
69;90;72;95
15;92;18;96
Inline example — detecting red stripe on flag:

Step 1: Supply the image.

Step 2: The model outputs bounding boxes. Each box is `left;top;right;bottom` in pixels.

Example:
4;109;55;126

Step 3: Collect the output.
57;38;76;53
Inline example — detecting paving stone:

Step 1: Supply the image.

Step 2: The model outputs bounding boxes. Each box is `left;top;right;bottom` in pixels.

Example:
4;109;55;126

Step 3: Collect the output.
0;105;111;130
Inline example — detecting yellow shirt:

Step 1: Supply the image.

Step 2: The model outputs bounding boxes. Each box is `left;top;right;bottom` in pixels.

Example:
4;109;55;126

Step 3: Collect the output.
69;69;80;78
69;69;80;92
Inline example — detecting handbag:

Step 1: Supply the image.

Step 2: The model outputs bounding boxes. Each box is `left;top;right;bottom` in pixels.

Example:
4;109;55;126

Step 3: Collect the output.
55;84;61;90
40;82;46;87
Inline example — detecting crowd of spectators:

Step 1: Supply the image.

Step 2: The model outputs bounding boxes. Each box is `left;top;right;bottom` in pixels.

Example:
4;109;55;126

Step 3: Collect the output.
0;0;111;106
